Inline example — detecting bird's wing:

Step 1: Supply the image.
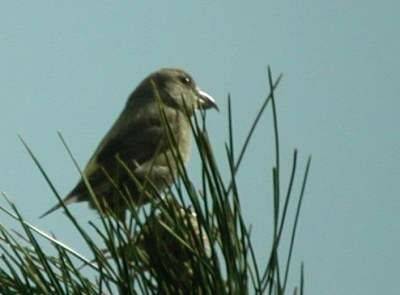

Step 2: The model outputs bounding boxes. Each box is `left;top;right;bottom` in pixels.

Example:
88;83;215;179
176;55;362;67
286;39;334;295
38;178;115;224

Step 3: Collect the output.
95;117;166;167
39;107;182;219
39;116;167;219
76;111;179;194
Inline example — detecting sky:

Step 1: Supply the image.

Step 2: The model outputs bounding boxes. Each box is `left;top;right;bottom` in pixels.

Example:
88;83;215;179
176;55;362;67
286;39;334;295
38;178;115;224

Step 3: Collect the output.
1;1;399;294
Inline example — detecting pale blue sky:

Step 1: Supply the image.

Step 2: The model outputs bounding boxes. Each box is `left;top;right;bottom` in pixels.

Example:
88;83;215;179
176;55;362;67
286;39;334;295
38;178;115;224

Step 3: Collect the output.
1;1;399;294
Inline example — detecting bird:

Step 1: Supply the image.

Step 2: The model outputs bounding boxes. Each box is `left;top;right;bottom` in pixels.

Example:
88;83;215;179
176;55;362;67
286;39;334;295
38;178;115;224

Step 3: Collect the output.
40;68;218;219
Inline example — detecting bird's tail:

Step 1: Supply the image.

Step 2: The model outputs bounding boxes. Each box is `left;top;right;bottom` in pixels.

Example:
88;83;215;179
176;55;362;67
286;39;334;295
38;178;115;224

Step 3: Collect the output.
39;194;81;219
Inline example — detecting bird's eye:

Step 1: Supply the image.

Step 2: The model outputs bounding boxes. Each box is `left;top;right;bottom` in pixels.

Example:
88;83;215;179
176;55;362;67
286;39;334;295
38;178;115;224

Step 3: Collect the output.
180;76;192;85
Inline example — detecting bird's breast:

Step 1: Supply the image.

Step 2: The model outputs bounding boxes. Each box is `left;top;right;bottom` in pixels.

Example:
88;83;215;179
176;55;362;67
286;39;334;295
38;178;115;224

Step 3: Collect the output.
176;114;192;164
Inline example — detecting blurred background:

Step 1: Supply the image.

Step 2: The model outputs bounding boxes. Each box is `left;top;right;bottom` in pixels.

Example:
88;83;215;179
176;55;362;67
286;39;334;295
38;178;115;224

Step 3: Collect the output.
0;1;399;294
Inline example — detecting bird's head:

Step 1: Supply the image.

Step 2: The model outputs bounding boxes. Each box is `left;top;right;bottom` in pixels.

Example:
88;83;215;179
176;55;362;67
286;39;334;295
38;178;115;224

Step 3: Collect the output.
149;68;218;114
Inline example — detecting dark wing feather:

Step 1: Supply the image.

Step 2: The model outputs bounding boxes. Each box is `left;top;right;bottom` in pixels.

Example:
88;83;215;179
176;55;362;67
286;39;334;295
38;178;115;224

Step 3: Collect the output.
40;118;167;219
96;116;168;167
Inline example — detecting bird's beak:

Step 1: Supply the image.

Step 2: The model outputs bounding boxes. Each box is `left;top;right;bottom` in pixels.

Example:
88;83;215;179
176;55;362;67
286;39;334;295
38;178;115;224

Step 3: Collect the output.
196;87;219;111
